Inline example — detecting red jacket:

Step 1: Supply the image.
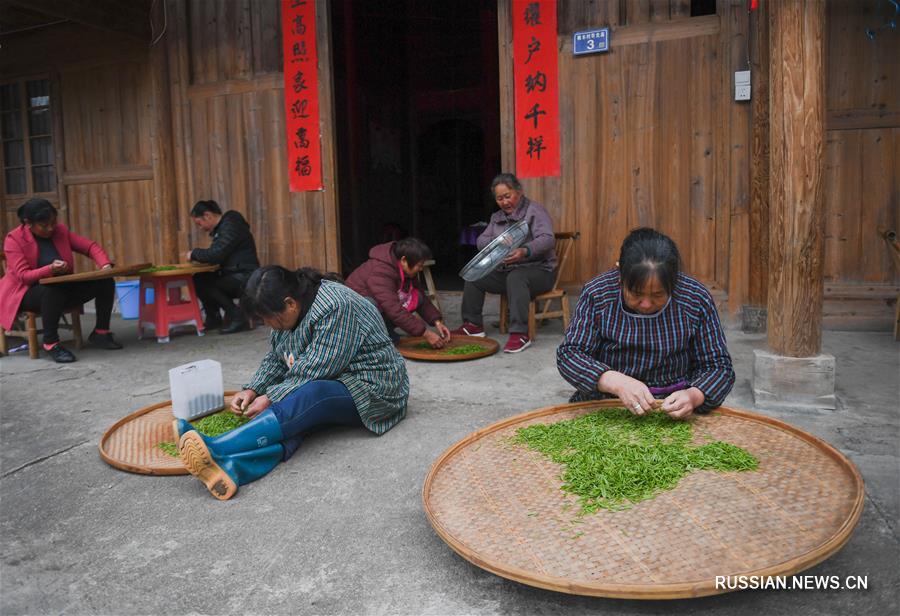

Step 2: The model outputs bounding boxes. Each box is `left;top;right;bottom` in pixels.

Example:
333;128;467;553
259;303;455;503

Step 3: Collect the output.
345;242;441;337
0;223;111;330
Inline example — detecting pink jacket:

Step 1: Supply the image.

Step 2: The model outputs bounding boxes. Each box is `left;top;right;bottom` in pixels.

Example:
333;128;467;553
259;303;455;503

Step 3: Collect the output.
0;223;111;330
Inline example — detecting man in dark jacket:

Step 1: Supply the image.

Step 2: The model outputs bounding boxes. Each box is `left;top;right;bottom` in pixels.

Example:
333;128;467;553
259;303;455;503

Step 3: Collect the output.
345;238;450;348
187;200;260;334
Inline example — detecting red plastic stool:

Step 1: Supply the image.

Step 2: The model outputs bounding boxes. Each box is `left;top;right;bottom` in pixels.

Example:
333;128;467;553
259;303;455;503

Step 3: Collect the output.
138;274;205;343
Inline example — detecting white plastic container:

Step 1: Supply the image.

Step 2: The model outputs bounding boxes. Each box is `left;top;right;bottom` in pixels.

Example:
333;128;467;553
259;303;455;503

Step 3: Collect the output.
168;359;225;420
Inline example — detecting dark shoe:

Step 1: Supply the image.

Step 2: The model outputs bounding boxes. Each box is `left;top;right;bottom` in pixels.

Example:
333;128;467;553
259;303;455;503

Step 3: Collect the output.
47;344;77;363
220;318;248;335
449;321;485;337
89;331;124;350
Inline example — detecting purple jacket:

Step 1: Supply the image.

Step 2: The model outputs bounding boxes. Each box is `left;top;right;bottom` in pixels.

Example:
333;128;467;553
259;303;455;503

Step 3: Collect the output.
345;242;442;336
477;197;557;271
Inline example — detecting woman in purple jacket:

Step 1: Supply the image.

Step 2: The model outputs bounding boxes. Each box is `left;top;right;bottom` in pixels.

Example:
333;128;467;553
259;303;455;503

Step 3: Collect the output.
345;237;450;348
452;173;557;354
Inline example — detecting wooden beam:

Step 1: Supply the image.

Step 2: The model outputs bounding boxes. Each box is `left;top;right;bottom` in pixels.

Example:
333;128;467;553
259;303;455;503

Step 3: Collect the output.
316;0;341;273
560;14;720;52
497;0;515;172
766;0;826;357
149;30;178;263
826;108;900;131
186;74;284;100
748;0;770;307
4;0;151;41
62;166;154;185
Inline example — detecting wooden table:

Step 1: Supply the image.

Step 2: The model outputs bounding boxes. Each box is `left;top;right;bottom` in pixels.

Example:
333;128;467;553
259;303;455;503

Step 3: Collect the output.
40;262;151;284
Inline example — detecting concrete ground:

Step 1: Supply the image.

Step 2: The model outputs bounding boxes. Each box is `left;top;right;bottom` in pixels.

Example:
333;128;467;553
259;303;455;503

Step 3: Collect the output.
1;292;897;615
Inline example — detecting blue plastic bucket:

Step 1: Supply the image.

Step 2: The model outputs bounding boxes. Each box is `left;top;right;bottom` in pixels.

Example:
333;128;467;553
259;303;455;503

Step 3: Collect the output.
115;281;141;320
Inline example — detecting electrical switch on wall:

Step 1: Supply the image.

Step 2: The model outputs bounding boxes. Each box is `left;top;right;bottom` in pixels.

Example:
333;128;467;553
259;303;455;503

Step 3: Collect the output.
735;70;751;101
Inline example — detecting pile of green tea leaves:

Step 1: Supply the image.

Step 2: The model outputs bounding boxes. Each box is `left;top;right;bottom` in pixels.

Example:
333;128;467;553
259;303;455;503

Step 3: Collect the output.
414;342;487;355
513;408;758;514
157;410;251;458
140;265;179;273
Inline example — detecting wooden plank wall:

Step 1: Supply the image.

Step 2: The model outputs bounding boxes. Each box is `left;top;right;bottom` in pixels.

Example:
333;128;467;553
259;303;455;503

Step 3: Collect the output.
823;0;899;289
164;0;340;272
502;0;750;314
0;24;164;272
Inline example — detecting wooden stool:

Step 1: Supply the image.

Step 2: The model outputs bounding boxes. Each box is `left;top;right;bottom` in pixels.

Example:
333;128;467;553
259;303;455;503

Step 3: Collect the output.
0;310;83;359
421;259;441;313
138;274;205;343
499;232;579;340
0;251;84;358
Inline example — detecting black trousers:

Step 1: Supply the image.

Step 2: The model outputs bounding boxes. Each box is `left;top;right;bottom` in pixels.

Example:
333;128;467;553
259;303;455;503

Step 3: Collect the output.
19;278;115;344
461;267;555;334
194;271;248;319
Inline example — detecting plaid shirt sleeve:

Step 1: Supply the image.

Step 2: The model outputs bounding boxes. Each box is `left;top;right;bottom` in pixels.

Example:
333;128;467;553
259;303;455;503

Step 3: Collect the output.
263;297;363;402
244;331;287;394
688;294;735;413
556;283;611;394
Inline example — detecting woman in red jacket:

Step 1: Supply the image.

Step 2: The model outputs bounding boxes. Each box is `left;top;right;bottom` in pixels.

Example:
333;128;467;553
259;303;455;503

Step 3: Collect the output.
0;198;124;363
345;237;450;348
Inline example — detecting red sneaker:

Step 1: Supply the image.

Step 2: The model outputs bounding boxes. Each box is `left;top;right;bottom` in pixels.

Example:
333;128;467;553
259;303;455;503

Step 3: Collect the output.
503;333;531;353
450;321;485;337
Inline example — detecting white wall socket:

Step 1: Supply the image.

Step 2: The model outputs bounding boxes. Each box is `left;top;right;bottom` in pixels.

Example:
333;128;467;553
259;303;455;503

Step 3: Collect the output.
735;70;751;101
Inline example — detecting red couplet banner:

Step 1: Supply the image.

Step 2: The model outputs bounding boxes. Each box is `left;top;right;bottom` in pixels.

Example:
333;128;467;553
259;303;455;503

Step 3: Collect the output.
512;0;560;178
282;0;323;191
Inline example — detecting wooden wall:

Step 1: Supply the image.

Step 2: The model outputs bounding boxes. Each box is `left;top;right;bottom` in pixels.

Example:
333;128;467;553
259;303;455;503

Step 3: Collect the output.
824;0;899;286
499;0;749;313
164;0;340;272
0;23;167;271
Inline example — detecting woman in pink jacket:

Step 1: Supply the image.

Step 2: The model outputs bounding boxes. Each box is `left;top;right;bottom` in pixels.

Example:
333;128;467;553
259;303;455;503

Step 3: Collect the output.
0;198;124;363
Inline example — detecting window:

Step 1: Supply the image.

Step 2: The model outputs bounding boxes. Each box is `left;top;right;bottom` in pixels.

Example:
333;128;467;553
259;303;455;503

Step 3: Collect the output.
1;78;56;196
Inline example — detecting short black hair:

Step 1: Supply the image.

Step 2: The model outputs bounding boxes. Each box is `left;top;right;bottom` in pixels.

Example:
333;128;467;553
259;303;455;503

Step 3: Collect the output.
618;227;681;295
17;198;57;224
190;199;222;217
391;237;432;265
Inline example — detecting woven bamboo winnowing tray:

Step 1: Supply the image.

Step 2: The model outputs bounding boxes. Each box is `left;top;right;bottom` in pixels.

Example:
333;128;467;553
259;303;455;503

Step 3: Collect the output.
396;335;499;362
99;392;238;475
423;401;864;599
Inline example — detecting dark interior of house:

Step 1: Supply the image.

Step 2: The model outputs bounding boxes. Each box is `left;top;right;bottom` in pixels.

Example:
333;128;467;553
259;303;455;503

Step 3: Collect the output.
331;0;501;286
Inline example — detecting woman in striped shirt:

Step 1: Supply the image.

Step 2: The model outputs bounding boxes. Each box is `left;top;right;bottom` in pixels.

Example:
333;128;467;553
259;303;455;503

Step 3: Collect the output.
557;228;734;420
175;266;409;500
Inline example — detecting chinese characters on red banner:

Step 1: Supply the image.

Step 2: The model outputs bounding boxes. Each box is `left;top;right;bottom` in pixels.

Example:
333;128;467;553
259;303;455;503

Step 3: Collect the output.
512;0;559;178
282;0;323;191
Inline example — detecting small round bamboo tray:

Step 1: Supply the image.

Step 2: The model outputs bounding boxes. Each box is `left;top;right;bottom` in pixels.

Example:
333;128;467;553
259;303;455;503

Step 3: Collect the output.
423;400;865;599
99;392;237;475
396;335;499;361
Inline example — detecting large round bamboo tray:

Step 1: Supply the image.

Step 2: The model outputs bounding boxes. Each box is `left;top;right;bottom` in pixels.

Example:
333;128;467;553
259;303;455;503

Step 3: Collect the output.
423;400;865;599
40;262;152;284
99;392;237;475
396;335;499;361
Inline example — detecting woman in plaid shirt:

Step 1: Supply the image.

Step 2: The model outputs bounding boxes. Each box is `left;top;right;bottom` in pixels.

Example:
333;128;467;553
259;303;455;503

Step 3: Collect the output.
175;266;409;500
557;228;734;420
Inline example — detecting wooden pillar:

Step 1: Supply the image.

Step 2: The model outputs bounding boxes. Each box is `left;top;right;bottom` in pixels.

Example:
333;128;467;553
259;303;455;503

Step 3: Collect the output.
753;0;833;409
149;2;179;264
765;0;826;357
748;0;770;309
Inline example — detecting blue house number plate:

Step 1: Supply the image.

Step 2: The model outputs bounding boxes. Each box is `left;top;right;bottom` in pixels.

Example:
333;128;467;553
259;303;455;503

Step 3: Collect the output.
573;28;610;55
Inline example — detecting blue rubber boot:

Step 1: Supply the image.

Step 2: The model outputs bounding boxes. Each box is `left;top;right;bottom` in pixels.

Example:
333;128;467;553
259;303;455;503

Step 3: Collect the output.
178;432;284;500
171;409;284;455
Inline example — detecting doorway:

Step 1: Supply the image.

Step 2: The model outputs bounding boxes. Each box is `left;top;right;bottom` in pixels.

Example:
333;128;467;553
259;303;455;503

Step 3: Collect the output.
331;0;501;286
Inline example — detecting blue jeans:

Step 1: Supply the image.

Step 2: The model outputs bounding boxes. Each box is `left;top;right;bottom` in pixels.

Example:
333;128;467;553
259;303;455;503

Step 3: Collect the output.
269;380;363;460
